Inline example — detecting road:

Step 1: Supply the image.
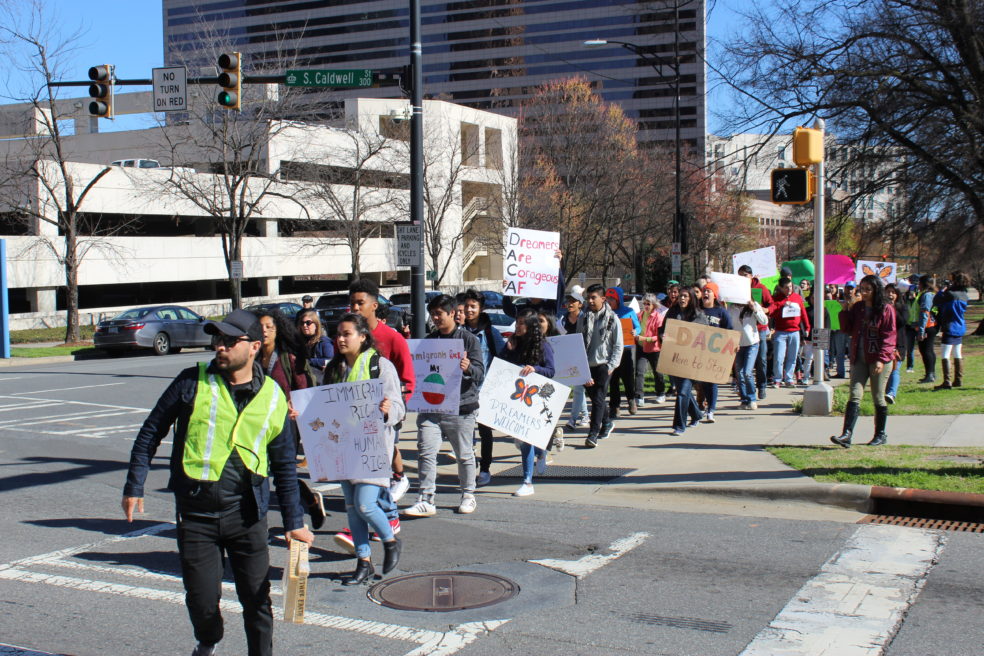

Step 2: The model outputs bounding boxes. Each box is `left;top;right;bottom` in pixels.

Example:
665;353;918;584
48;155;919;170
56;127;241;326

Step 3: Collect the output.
0;352;982;655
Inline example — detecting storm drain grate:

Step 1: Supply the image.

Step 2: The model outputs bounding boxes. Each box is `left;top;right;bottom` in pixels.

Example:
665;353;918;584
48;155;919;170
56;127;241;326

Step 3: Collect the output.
494;464;635;481
627;613;733;633
367;571;520;612
859;515;984;532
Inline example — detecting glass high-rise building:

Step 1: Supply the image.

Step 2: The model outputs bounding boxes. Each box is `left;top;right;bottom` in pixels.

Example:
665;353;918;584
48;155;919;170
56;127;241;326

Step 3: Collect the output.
163;0;705;150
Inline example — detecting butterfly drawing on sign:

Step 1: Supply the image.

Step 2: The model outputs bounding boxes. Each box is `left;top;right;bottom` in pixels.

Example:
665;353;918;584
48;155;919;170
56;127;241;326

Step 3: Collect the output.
510;378;540;407
327;431;340;443
862;263;894;281
308;418;324;431
331;419;341;429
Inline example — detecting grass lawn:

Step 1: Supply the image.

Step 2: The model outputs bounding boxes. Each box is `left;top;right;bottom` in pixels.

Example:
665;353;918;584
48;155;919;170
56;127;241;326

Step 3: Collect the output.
9;345;99;358
10;325;97;343
766;445;984;494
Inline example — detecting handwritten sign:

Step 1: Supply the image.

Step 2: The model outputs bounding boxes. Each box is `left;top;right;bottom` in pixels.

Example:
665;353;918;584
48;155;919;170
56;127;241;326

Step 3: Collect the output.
656;318;741;384
295;380;391;481
406;338;463;414
502;227;560;299
620;317;636;346
477;358;570;449
547;334;592;386
282;539;309;624
733;246;777;279
856;260;897;285
709;271;752;304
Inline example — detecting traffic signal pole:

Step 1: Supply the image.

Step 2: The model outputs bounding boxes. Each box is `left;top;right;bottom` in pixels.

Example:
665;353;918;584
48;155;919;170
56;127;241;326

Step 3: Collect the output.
409;0;426;338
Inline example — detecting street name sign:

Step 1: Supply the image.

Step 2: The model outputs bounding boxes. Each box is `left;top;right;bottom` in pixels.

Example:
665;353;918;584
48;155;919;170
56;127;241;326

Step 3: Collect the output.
152;67;187;112
285;69;373;88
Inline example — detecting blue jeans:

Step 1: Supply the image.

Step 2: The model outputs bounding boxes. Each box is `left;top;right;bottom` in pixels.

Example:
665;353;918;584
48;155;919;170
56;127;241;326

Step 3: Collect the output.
518;441;546;484
755;328;770;391
830;331;848;377
736;343;759;404
699;382;718;412
570;385;587;420
886;361;901;398
669;376;701;431
773;331;800;384
340;481;393;559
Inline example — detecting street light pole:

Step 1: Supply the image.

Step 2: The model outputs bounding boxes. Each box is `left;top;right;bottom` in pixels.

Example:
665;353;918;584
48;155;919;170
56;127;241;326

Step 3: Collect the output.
409;0;426;338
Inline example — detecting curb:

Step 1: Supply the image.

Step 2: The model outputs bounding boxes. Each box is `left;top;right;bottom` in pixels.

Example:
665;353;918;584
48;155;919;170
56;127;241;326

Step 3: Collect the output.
0;355;80;367
612;483;874;511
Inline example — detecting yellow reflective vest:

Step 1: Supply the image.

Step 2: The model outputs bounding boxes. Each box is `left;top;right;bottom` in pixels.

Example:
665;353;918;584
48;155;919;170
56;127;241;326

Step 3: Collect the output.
183;362;289;481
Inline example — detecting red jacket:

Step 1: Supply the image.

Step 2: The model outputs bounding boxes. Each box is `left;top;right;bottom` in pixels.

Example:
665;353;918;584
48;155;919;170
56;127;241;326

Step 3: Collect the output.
770;292;810;333
840;303;897;364
372;321;415;399
751;278;773;330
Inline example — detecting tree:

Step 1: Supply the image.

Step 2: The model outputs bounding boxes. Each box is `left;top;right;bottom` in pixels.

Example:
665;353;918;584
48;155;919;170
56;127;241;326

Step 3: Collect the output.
0;2;124;342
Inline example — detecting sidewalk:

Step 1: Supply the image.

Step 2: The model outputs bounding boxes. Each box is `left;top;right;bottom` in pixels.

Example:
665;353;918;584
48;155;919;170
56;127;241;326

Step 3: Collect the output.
397;384;984;522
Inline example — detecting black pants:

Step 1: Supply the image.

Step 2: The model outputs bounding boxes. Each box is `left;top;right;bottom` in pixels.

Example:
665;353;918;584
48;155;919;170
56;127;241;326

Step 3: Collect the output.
918;326;938;376
635;349;665;397
477;423;495;472
608;348;635;412
177;511;273;656
588;364;612;435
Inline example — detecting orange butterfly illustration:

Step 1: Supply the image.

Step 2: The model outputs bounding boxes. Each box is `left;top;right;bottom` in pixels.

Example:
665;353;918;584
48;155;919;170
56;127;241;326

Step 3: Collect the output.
862;263;894;280
510;378;540;406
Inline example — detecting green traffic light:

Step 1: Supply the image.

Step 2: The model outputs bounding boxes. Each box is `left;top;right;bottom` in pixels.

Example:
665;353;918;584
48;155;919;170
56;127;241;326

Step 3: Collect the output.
217;91;238;107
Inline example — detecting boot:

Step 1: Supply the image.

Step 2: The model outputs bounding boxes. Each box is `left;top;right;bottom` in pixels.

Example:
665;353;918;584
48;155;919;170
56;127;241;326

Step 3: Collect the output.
868;405;888;446
918;372;935;384
934;360;952;390
953;359;964;387
341;558;374;586
382;537;402;574
830;401;860;448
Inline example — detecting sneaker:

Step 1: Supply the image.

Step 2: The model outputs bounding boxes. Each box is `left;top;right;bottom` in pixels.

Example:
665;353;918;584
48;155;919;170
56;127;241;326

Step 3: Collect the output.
371;518;402;541
456;494;477;514
758;389;767;400
513;482;535;497
584;435;598;448
575;417;589;428
191;644;217;656
535;451;548;475
636;397;646;408
308;490;327;531
553;432;565;452
389;475;411;503
688;414;702;428
670;428;684;436
906;368;915;373
333;528;355;555
773;382;782;389
403;496;436;517
599;421;614;439
749;401;758;410
885;394;895;405
565;419;579;430
628;399;638;415
655;395;666;404
703;411;716;423
737;402;749;410
476;471;492;487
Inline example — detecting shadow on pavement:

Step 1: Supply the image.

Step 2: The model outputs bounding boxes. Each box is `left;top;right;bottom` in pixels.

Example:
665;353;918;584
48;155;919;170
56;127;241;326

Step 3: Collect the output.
0;456;166;493
25;517;172;536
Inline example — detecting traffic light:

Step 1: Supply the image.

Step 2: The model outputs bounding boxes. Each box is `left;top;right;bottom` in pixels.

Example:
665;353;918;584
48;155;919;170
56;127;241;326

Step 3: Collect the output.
87;65;114;119
771;168;815;204
217;52;241;110
793;126;823;166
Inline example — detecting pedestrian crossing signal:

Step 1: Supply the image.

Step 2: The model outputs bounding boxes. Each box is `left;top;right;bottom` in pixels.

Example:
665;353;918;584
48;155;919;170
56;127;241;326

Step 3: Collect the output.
771;168;814;205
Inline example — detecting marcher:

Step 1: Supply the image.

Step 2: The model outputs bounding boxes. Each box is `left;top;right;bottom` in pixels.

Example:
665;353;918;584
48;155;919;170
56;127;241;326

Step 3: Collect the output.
561;290;589;428
695;283;733;422
737;265;773;400
883;283;908;404
579;284;623;448
323;313;405;585
301;294;314;309
910;275;938;383
500;308;556;497
296;309;333;382
634;294;667;406
122;310;314;656
605;286;641;416
404;294;485;517
933;271;971;389
728;295;768;410
830;275;897;448
536;307;566;452
661;287;704;435
769;277;810;387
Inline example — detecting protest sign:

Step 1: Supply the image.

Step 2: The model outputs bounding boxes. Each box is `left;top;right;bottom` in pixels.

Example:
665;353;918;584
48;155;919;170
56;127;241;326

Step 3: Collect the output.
477;358;570;449
656;318;742;384
782;259;814;284
282;539;310;624
732;246;777;279
824;254;855;285
856;260;897;284
751;288;763;304
824;299;844;331
406;338;464;414
295;379;392;482
547;334;592;386
709;271;752;304
502;227;561;299
620;317;636;346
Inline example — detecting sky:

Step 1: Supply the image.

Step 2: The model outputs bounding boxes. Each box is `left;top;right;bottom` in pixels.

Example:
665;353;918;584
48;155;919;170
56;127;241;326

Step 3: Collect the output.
7;0;746;134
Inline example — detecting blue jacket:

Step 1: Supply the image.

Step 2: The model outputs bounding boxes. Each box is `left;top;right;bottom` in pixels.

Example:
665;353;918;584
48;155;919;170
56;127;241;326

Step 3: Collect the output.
606;286;640;347
123;362;305;531
501;337;556;378
464;313;506;368
308;335;334;370
934;289;969;337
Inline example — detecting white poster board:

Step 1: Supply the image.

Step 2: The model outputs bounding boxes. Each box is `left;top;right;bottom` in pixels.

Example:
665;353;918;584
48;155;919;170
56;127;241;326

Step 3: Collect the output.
502;227;561;300
546;334;592;386
406;338;464;414
855;260;897;285
294;380;392;481
477;358;570;449
732;246;778;279
709;271;752;304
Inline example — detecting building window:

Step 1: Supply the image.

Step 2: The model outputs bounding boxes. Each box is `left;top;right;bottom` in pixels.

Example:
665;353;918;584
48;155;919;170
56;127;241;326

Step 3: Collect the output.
484;127;502;170
461;122;480;166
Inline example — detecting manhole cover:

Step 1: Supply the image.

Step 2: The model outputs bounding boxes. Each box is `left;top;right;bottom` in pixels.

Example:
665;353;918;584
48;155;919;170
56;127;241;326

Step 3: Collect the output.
367;571;520;611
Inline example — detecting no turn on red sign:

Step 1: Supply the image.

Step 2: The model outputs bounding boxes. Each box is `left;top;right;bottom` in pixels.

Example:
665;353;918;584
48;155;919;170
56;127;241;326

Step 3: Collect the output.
152;66;187;112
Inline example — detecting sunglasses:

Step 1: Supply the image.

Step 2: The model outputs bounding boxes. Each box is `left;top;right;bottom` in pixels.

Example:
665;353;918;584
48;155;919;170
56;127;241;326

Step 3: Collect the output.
300;320;319;327
211;335;251;349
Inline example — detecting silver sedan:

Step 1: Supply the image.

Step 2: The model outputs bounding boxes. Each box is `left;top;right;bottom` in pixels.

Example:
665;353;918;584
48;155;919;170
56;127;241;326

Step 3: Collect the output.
93;305;211;356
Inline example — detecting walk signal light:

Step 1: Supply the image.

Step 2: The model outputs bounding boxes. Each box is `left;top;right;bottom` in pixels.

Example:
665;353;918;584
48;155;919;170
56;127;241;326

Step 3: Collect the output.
217;52;241;111
793;127;823;166
87;65;114;118
771;168;815;205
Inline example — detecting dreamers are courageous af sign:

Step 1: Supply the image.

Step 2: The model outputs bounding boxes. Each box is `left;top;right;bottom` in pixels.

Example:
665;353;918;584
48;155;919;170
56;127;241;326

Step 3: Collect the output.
502;227;560;299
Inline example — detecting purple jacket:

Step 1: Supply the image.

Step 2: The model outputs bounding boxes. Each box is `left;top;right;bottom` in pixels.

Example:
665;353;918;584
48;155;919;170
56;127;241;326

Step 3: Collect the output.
840;303;897;364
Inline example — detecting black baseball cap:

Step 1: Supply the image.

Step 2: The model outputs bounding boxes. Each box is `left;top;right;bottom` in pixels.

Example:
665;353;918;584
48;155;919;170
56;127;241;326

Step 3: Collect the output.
204;309;263;341
302;295;313;302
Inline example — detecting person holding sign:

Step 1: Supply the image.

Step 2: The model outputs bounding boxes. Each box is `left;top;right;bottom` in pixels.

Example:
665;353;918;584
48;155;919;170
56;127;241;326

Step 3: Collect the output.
499;309;556;496
579;284;623;448
727;293;769;410
606;287;641;417
696;283;733;422
323;314;406;585
768;277;810;388
737;265;774;400
660;288;705;435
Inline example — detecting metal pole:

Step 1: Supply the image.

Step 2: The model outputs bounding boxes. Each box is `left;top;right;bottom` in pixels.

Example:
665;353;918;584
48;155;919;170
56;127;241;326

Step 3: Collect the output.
812;118;826;385
409;0;426;337
1;239;9;359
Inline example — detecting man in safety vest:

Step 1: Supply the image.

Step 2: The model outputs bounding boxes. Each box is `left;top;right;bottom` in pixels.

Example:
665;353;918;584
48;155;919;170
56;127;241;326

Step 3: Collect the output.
122;309;314;656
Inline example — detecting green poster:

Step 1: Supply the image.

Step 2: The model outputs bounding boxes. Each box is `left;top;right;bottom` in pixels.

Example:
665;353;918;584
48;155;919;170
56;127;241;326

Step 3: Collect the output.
824;299;843;331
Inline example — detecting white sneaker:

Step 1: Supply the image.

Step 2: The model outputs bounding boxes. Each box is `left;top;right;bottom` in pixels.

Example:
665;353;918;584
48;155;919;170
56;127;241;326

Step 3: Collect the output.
655;395;666;404
456;493;477;514
575;414;589;428
553;432;565;452
636;397;646;408
513;483;535;497
389;476;411;503
703;411;716;423
737;402;749;410
535;451;548;475
476;471;492;487
403;496;436;517
749;401;758;410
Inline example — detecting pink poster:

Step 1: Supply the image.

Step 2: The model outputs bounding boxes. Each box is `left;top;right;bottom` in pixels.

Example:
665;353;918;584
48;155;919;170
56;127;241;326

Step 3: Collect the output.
824;255;855;285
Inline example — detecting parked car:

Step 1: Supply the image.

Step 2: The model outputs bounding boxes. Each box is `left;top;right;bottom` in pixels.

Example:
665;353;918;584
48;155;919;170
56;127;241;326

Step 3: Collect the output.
245;302;303;319
314;291;395;336
110;159;161;169
486;311;515;338
480;290;504;309
93;305;210;356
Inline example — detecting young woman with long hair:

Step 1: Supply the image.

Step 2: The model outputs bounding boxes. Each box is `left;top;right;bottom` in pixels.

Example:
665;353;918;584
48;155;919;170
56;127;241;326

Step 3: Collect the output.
660;287;704;435
323;313;405;585
883;283;908;404
911;275;939;383
296;309;334;382
933;271;971;389
728;295;769;410
830;275;898;448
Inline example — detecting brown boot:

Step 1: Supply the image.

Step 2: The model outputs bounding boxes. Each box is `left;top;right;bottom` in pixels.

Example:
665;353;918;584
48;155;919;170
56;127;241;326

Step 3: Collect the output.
934;360;952;390
953;358;964;387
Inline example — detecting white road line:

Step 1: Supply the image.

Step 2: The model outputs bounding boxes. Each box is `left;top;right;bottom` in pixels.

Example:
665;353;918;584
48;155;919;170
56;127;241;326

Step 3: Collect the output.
1;522;175;570
402;621;510;656
0;410;144;430
10;382;126;395
0;395;149;412
0;644;59;655
529;531;650;578
0;402;63;414
739;524;944;656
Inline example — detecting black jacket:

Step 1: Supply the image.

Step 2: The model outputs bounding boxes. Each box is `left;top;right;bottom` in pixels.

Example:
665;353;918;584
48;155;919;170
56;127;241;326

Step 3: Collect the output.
427;326;485;414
